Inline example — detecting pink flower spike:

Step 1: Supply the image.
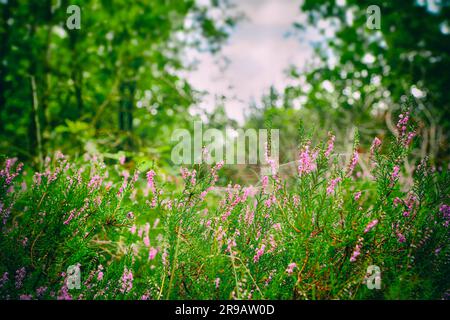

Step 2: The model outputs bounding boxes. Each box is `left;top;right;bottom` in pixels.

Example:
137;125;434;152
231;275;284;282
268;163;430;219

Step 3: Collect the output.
253;244;266;263
370;137;382;156
325;132;335;158
143;235;150;247
286;263;297;275
392;166;400;180
298;144;317;176
146;170;156;194
347;151;359;175
214;277;220;289
148;247;158;260
120;267;133;294
364;219;379;233
327;177;341;195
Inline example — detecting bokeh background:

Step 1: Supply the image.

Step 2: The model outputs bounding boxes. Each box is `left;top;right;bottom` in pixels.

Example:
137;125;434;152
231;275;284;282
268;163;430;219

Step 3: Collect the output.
1;0;449;181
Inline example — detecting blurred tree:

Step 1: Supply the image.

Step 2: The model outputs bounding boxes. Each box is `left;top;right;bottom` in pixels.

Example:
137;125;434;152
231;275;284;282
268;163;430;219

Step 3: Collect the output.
0;0;238;166
247;0;449;161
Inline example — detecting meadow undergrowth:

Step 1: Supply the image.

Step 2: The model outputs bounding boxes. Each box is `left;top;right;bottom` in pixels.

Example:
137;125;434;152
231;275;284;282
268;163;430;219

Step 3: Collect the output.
0;112;449;300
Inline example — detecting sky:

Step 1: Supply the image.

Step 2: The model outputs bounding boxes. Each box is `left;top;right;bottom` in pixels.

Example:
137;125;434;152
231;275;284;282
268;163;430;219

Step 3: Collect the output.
186;0;317;124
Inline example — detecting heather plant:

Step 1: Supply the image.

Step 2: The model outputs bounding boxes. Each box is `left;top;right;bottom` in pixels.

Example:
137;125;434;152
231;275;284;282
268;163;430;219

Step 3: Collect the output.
0;112;448;300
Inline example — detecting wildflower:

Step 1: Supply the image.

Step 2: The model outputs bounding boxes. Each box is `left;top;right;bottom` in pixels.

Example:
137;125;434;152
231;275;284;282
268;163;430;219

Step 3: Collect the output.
33;172;43;186
393;197;402;207
370;137;382;156
120;267;133;294
395;193;417;217
262;175;269;193
397;112;409;134
439;204;450;218
200;190;208;200
214;277;220;289
162;250;169;267
200;186;214;201
105;181;113;190
440;205;450;227
286;263;297;275
143;235;150;247
149;198;157;208
215;161;224;171
1;158;23;185
19;294;33;300
190;169;197;186
117;178;128;197
221;210;231;221
63;208;77;225
55;151;65;160
0;272;8;288
162;199;172;210
242;186;257;202
148;247;158;260
325;132;335;158
326;177;341;195
130;225;136;234
212;161;224;182
216;226;225;242
405;132;415;146
391;165;400;180
364;219;379;233
350;238;363;262
131;170;139;184
245;207;254;225
293;195;300;206
347;150;359;176
298;144;317;176
88;174;102;190
354;191;362;201
126;211;134;219
226;238;237;255
273;223;282;231
253;244;266;263
122;170;130;180
180;167;189;179
1;203;11;225
396;111;416;147
119;155;126;165
15;267;26;289
57;284;72;300
97;271;104;281
264;142;277;175
397;232;406;243
146;170;156;194
36;286;47;297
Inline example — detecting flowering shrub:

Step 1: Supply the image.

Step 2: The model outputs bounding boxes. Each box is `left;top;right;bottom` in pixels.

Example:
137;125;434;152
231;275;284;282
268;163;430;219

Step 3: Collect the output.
0;113;449;300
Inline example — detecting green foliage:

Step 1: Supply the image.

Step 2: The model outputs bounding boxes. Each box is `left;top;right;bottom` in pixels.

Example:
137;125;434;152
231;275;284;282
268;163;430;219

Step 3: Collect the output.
0;113;448;300
0;0;237;165
248;0;450;162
